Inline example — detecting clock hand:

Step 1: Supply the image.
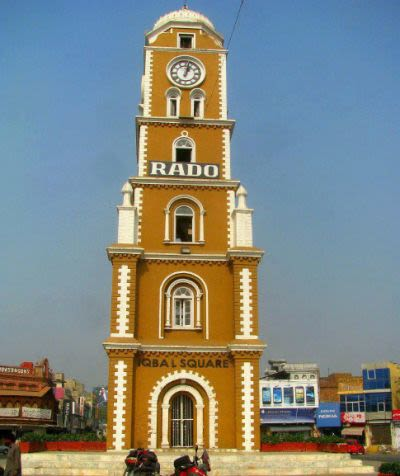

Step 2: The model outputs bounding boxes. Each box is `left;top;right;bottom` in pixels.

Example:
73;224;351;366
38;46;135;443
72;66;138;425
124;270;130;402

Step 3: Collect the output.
184;61;190;77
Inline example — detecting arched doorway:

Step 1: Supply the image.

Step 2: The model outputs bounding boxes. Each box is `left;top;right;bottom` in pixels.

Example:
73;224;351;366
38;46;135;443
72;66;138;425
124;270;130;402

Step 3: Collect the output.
171;393;194;447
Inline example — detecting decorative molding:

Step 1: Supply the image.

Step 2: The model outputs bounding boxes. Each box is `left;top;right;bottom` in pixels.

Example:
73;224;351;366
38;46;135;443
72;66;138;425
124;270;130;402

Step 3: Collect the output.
158;271;209;340
136;116;235;130
144;46;228;54
138;125;148;177
112;360;127;451
111;265;133;338
237;268;256;340
143;50;153;116
148;370;218;449
241;362;255;451
227;190;235;248
219;53;227;120
130;176;240;190
222;128;231;180
143;253;227;263
134;187;144;244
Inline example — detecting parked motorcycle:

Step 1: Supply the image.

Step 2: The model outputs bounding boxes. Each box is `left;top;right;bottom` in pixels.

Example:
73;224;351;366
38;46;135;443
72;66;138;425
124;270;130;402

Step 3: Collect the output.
123;448;160;476
170;445;211;476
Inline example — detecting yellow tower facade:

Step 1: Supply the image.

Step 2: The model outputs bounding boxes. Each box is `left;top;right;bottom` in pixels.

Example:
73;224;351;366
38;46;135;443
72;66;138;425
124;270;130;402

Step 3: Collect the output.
104;7;265;451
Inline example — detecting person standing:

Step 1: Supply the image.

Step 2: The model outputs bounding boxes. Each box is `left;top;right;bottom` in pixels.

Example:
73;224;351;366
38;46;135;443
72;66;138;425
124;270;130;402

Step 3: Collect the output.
4;434;21;476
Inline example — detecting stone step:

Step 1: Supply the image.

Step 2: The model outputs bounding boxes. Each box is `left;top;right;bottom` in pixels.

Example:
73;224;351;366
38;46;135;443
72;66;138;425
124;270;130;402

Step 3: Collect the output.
21;451;377;476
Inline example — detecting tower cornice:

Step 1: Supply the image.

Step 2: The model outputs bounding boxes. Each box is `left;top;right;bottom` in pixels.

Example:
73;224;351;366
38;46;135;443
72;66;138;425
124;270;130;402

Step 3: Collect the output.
144;46;228;54
129;176;240;189
136;116;235;130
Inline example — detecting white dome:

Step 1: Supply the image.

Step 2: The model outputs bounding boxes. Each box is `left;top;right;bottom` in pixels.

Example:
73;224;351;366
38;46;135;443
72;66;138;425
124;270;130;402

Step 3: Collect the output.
153;7;215;32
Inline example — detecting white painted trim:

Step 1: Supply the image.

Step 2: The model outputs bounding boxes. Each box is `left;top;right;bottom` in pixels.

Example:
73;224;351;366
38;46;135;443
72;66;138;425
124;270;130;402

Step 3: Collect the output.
219;53;227;120
111;265;133;338
166;87;182;118
164;195;205;243
165;278;202;329
130;176;239;188
173;204;195;243
112;360;128;450
227;190;235;248
172;135;196;163
134;187;143;244
148;371;218;449
238;268;254;339
161;384;204;448
241;362;255;451
143;50;153;116
177;32;196;49
222;128;231;179
137;125;148;177
158;271;209;340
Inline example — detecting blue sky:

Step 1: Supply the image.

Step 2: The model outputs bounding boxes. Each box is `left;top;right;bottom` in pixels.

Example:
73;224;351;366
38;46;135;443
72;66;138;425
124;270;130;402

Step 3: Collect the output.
1;0;399;389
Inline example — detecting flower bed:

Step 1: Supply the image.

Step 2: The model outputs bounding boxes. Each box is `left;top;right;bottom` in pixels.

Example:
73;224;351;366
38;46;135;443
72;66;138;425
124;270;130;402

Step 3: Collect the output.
20;441;46;453
378;462;400;475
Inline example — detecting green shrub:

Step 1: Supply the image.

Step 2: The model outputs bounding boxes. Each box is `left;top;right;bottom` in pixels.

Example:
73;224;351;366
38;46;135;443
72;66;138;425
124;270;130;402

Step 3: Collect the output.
261;433;345;445
21;432;104;442
379;462;400;475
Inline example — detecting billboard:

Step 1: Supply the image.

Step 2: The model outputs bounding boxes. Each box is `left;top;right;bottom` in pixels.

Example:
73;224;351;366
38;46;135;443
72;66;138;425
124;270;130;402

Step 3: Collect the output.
341;412;366;424
260;408;315;424
316;403;341;428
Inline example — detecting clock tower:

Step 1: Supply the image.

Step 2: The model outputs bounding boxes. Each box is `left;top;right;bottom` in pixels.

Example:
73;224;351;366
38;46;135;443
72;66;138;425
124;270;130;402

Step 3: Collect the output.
103;7;265;451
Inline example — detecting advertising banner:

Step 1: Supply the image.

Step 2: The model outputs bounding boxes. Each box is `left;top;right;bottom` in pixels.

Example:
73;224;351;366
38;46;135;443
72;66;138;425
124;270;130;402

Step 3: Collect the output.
392;410;400;421
316;403;341;428
341;412;366;423
21;407;52;420
0;408;19;417
260;408;315;424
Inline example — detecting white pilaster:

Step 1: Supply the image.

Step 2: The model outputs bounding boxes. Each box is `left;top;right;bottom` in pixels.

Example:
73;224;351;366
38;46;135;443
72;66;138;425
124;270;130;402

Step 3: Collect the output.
143;50;153;116
241;362;255;451
112;360;128;451
111;265;133;338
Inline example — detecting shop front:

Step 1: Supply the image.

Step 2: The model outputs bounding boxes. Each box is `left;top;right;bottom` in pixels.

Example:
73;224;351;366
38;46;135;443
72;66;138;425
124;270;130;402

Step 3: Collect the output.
316;402;341;436
341;411;366;443
260;408;315;438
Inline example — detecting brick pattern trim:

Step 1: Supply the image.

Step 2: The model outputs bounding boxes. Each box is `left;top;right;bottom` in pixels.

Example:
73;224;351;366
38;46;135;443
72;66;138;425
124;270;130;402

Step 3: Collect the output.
143;50;153;116
112;360;128;450
222;128;231;179
138;125;148;177
111;265;133;338
219;53;227;119
236;268;257;339
227;190;235;248
241;361;255;451
148;370;218;448
134;187;144;244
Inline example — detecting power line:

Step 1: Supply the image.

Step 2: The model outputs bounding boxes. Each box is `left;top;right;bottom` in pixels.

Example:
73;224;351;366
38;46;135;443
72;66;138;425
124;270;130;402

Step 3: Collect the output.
205;0;245;112
227;0;245;51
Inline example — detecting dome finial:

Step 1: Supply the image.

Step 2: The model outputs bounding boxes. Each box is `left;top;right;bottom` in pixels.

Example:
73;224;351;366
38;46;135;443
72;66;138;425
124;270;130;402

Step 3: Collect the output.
183;2;188;9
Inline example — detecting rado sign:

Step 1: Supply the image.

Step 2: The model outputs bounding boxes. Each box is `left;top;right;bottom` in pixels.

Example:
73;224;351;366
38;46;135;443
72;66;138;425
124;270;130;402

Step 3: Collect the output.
149;161;219;179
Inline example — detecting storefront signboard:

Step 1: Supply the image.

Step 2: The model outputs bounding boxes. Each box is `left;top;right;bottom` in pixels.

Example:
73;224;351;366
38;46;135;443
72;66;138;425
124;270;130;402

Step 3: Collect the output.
260;408;315;424
0;408;19;417
21;407;52;420
393;410;400;421
316;403;341;428
341;412;366;423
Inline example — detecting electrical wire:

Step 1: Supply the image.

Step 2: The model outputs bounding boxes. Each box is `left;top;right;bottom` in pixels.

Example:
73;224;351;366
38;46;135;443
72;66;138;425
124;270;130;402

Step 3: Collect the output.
205;0;245;112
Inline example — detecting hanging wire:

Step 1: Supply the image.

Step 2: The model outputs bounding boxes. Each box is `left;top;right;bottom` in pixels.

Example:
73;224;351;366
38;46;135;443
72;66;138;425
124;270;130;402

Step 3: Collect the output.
205;0;245;112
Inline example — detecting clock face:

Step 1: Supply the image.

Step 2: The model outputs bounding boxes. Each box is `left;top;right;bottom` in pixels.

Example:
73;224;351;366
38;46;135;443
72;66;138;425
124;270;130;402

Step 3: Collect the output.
167;57;205;88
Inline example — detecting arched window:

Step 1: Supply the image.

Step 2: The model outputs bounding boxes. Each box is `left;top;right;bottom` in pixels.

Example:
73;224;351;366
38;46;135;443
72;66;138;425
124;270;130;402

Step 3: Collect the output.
173;136;195;163
175;205;193;242
190;89;205;118
164;195;205;244
173;287;194;328
166;88;181;117
162;276;205;332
